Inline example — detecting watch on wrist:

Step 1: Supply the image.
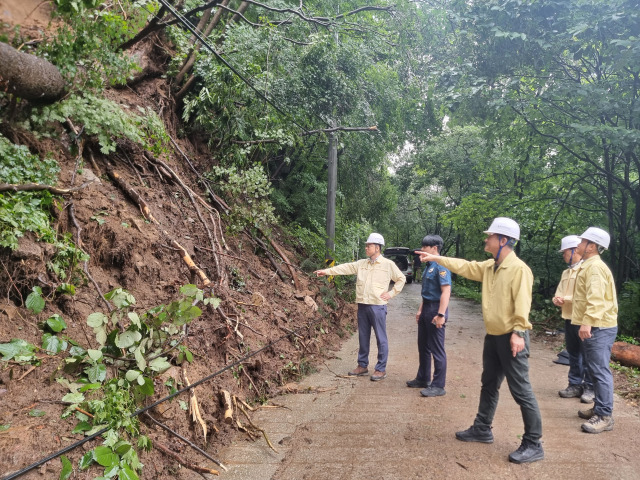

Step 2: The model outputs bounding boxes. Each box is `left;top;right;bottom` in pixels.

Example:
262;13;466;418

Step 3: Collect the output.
436;313;445;318
513;330;526;338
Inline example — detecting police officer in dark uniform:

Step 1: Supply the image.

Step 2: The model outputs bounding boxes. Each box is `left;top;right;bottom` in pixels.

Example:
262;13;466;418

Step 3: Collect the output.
406;235;451;397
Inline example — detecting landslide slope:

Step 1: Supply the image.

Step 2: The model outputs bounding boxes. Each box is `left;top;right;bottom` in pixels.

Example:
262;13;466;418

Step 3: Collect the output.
0;4;355;479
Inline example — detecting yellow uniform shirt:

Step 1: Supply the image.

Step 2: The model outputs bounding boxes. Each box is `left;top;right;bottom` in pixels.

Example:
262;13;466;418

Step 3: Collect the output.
554;262;582;320
571;255;618;328
438;251;533;335
324;255;406;305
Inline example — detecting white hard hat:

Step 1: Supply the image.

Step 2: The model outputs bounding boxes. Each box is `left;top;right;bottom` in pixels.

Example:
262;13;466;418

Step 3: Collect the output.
366;233;385;245
484;217;520;240
579;227;610;249
559;235;581;252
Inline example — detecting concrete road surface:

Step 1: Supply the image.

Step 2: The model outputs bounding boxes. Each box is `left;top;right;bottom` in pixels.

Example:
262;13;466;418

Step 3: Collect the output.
217;283;640;480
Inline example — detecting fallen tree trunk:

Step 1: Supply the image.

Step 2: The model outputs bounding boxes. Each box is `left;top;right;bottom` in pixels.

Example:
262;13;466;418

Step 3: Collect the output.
0;42;66;102
611;341;640;369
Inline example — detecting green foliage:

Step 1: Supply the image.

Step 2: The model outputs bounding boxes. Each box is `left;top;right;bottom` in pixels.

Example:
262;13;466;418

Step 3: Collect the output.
26;287;46;314
207;165;277;233
59;455;73;480
0;135;88;279
51;285;216;478
619;281;640;337
41;0;153;89
0;135;59;184
451;278;482;303
0;339;39;364
29;93;169;155
0;191;54;250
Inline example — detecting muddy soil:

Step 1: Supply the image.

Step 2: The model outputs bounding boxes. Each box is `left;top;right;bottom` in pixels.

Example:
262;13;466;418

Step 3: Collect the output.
218;284;640;480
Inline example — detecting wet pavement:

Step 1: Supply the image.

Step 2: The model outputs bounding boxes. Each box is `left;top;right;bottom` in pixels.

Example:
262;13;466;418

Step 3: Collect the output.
215;283;640;480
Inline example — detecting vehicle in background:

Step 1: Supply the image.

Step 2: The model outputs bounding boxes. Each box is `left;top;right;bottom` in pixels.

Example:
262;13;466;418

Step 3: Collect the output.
383;247;414;284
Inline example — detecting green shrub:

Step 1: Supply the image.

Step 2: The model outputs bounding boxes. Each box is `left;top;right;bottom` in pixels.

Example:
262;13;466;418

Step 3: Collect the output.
619;280;640;337
29;93;169;155
207;165;277;233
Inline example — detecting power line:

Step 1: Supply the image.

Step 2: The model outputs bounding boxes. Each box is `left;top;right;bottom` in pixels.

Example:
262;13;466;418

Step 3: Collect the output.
156;0;321;132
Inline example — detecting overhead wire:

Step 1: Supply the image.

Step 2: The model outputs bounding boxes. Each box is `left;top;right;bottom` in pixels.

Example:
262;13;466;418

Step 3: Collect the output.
155;0;330;132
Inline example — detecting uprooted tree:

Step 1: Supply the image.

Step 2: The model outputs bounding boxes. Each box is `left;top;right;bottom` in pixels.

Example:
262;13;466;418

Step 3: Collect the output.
0;42;66;102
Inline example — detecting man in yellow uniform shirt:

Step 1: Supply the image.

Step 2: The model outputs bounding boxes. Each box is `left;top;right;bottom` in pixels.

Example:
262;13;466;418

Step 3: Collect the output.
416;217;543;464
572;227;618;434
314;233;406;381
553;235;594;403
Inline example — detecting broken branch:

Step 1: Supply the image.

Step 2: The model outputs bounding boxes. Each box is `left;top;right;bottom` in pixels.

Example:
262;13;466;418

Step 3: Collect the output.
220;389;233;425
0;181;94;195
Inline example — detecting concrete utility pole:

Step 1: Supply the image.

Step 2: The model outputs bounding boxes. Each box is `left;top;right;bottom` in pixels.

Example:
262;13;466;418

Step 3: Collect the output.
325;128;338;262
303;125;377;263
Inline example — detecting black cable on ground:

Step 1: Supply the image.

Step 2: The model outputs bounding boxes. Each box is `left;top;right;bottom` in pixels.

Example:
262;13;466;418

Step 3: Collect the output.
1;311;329;480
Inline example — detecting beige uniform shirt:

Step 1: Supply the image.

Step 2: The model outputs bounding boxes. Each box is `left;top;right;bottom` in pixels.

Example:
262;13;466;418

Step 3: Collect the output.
324;255;406;305
554;262;582;320
571;255;618;328
438;251;533;335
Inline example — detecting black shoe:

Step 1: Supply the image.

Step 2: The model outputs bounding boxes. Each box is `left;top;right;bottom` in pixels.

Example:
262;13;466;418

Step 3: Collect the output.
420;386;446;397
455;425;494;443
558;384;582;398
508;439;544;464
406;378;429;388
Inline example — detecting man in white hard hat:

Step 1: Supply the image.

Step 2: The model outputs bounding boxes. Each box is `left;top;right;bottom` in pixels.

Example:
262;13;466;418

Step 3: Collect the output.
572;227;618;434
553;235;594;403
314;233;406;381
416;217;543;464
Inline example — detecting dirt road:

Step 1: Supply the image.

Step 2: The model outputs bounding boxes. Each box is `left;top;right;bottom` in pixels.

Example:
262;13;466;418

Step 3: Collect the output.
217;283;640;479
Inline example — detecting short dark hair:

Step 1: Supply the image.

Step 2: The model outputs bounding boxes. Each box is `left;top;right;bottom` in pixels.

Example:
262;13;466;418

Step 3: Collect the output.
422;234;444;253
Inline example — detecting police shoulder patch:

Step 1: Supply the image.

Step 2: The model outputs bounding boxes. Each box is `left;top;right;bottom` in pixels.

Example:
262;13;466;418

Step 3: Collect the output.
439;270;447;277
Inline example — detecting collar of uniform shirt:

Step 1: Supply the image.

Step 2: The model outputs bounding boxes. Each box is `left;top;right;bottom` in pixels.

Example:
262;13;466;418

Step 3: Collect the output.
369;254;381;264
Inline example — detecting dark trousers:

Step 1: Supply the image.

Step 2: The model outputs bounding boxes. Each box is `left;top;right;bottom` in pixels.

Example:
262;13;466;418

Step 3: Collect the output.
416;301;447;388
583;326;617;416
357;304;388;372
565;319;592;388
473;333;543;443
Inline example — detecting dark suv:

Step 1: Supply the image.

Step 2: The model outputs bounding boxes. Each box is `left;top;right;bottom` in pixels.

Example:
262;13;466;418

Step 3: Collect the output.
383;247;414;284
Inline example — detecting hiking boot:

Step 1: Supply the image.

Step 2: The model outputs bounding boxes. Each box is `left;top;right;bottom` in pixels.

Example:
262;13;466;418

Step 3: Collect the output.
578;408;594;419
406;378;429;388
455;425;494;443
581;415;614;434
580;386;595;404
370;370;387;381
420;386;446;397
558;384;583;398
348;366;368;376
508;439;544;464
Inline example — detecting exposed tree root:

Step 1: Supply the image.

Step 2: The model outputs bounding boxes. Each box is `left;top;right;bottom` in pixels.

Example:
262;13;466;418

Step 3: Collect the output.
67;202;113;313
258;227;301;291
236;401;278;453
105;165;211;287
154;442;220;476
0;181;95;195
144;412;227;471
183;366;208;443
